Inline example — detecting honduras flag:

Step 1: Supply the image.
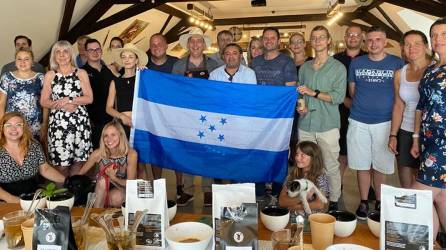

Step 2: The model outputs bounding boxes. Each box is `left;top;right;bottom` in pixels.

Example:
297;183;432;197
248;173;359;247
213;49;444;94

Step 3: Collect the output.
131;69;297;183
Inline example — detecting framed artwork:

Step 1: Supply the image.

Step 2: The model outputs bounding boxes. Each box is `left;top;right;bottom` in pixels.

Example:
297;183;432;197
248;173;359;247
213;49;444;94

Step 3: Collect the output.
119;19;149;43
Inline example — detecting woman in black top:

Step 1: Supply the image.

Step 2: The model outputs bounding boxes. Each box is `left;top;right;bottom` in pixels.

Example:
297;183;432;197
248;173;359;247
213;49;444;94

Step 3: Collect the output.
106;43;148;138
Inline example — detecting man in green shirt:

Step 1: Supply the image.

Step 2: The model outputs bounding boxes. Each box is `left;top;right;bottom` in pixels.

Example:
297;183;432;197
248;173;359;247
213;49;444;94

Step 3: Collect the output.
297;25;346;211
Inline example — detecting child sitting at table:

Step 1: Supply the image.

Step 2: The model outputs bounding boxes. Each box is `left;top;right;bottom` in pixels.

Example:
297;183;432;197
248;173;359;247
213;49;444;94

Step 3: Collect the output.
278;141;329;215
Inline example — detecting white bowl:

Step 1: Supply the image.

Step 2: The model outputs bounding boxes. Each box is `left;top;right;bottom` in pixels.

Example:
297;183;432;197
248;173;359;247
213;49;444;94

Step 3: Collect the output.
165;222;213;250
20;193;47;212
328;210;357;237
46;193;75;210
367;211;380;238
326;243;373;250
168;200;177;221
260;206;290;232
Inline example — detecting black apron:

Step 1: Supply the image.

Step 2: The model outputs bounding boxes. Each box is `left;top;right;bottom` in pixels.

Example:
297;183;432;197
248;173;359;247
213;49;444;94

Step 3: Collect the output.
184;56;210;79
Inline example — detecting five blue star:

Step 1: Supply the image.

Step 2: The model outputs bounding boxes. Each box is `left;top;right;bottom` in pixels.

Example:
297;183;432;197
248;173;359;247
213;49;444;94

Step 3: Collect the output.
209;125;216;132
220;118;227;125
197;131;205;139
200;115;207;123
218;134;225;142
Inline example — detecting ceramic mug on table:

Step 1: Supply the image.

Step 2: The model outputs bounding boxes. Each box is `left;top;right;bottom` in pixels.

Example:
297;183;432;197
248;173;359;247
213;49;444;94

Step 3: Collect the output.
308;213;336;250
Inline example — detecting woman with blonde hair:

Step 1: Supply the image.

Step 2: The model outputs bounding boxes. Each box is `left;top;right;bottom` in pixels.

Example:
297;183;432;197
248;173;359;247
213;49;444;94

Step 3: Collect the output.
0;48;47;140
40;40;93;177
78;121;137;208
247;36;263;66
0;112;65;203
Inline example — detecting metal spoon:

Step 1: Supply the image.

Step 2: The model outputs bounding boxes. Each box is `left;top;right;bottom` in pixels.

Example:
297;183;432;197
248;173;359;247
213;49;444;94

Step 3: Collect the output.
81;192;96;225
26;189;43;217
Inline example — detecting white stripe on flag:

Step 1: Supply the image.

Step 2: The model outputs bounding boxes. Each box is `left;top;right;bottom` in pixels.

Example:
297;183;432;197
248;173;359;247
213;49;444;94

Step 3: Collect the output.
134;98;293;152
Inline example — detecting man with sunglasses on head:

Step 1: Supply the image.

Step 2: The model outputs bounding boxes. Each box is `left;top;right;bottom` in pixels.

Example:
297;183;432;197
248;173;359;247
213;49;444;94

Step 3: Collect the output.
82;38;114;149
209;43;256;84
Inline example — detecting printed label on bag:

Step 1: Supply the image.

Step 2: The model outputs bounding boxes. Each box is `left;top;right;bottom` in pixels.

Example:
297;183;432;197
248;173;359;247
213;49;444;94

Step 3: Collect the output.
394;194;417;209
137;180;153;198
37;245;62;250
385;221;428;249
129;213;162;246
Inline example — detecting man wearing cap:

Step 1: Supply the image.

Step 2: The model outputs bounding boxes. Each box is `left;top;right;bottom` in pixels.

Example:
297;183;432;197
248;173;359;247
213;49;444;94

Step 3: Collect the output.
172;27;219;207
209;43;256;84
82;38;114;149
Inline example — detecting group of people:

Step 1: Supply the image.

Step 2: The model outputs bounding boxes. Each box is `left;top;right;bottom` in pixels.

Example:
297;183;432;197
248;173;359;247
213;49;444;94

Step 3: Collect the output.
0;16;446;239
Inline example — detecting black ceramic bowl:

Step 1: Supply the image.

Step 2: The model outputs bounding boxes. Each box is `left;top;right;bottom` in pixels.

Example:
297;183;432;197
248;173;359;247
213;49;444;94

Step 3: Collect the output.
328;210;357;222
261;206;289;216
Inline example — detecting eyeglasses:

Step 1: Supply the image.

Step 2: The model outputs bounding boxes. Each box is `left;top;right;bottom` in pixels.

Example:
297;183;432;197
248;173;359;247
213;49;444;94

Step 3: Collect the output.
4;123;24;129
290;40;305;45
87;48;102;53
310;35;328;42
346;33;361;38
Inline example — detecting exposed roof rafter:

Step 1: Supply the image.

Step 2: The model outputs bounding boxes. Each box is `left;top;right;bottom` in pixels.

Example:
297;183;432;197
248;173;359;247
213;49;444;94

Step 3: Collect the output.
58;0;77;40
384;0;446;17
214;14;327;26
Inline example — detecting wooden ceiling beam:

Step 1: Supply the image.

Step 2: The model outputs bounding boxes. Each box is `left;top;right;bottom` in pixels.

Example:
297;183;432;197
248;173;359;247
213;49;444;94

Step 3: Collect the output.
39;0;113;65
214;14;327;26
164;19;190;44
241;25;306;31
159;14;174;34
376;5;402;35
58;0;77;40
356;10;402;41
156;4;190;19
90;1;168;34
384;0;446;17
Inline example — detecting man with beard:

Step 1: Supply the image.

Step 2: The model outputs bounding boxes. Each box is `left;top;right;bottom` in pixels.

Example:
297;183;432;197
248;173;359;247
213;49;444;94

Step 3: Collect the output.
209;43;256;84
334;25;367;189
172;27;218;207
251;27;297;198
297;25;346;211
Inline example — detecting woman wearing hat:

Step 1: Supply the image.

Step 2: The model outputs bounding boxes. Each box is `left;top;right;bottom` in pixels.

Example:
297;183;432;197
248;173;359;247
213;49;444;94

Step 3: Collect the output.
105;43;148;139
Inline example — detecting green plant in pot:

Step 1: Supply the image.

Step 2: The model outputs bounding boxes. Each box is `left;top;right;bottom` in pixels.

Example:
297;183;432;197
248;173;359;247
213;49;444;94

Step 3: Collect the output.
42;182;75;210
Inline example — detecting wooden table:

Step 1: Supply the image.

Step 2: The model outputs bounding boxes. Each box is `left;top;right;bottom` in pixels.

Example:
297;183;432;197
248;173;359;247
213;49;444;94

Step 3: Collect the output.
1;204;437;249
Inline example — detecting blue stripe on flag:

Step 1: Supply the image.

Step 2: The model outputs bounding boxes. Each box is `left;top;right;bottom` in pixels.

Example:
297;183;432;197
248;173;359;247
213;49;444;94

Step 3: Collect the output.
138;69;297;119
133;129;288;183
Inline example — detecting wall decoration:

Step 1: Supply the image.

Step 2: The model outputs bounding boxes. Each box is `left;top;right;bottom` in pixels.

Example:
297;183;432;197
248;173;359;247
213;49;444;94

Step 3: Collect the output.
119;19;149;44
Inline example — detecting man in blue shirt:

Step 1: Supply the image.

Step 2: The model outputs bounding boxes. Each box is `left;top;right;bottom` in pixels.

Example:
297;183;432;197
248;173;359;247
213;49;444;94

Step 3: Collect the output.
209;43;256;84
252;27;297;197
348;26;404;219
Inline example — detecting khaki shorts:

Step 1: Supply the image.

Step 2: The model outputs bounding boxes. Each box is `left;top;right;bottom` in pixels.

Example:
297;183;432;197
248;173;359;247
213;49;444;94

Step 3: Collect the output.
347;118;395;174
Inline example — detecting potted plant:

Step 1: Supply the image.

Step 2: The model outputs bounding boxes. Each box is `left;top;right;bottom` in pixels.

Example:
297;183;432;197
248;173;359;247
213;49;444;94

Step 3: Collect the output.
41;182;75;210
19;190;47;212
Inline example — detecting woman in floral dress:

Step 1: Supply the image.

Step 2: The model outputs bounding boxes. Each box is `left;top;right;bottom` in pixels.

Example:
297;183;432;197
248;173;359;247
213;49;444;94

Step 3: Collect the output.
411;18;446;239
0;48;46;140
40;40;93;176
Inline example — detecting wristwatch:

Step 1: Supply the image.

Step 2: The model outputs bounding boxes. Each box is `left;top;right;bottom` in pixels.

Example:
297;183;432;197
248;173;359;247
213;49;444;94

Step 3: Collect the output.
69;96;74;104
314;90;320;98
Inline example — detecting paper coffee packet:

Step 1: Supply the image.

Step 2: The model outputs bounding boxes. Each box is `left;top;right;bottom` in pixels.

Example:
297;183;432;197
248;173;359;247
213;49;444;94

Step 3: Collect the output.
212;183;258;250
381;184;433;250
125;179;168;249
33;206;78;250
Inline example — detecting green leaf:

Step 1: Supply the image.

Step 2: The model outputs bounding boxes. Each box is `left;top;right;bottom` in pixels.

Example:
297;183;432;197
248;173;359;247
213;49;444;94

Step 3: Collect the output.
53;188;67;194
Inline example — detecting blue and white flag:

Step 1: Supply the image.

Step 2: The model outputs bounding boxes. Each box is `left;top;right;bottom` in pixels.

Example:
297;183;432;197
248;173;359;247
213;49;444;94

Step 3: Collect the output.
131;69;297;183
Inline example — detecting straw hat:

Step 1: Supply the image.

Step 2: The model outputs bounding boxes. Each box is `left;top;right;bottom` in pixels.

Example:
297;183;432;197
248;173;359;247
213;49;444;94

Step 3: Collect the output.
179;27;211;50
112;43;148;67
